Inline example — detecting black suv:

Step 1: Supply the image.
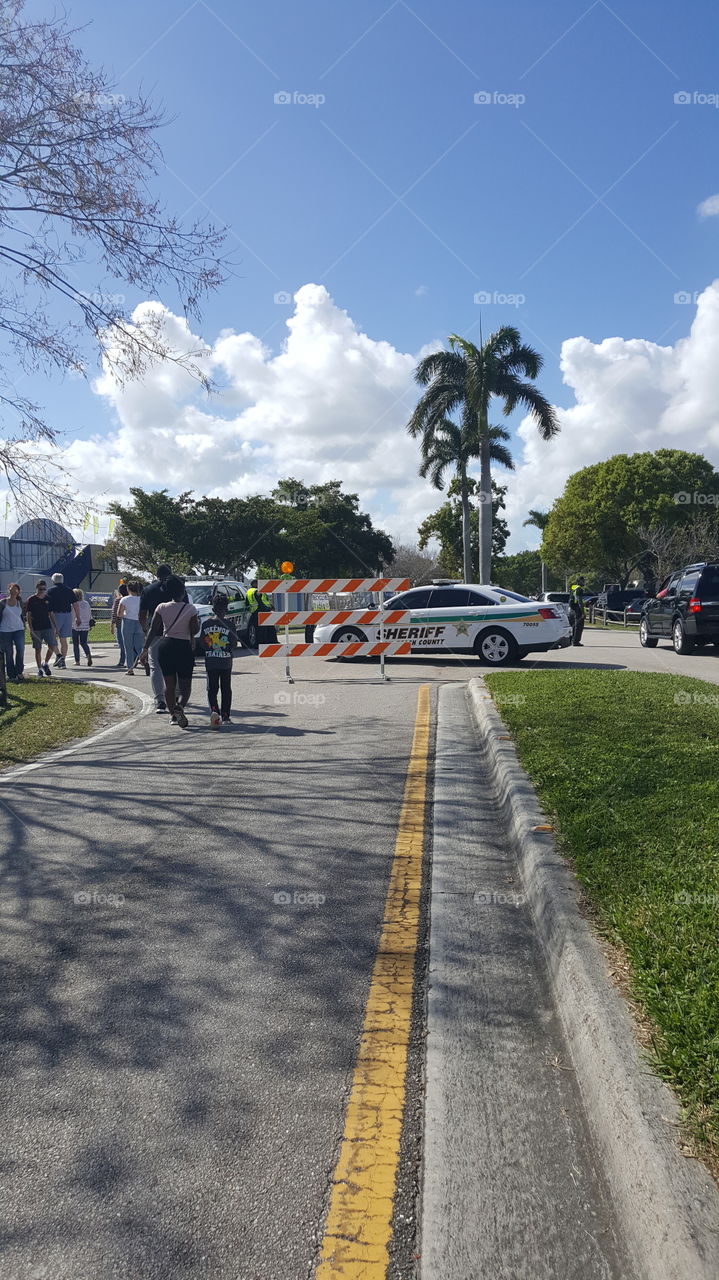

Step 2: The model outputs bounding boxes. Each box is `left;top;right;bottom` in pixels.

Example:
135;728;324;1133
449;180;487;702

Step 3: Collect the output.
639;562;719;654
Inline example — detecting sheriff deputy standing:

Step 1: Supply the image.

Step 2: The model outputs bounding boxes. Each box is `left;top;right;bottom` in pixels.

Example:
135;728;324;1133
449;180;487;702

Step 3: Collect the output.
568;577;587;647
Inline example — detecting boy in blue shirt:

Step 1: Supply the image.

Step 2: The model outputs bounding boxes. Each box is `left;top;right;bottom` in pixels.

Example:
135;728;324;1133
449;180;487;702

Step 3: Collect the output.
198;595;237;727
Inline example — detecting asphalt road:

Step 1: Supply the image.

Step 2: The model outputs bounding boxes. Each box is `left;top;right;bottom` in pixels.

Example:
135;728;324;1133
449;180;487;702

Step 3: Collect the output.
1;630;717;1279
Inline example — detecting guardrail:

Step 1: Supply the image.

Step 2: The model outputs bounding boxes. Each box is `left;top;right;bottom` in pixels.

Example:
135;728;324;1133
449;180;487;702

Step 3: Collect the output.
589;606;642;627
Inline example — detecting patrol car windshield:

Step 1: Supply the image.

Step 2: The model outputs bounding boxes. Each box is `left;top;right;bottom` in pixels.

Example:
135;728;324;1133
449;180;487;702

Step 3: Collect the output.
185;584;214;605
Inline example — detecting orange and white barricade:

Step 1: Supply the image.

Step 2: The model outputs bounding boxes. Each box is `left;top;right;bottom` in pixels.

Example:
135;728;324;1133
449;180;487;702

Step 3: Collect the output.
257;577;410;681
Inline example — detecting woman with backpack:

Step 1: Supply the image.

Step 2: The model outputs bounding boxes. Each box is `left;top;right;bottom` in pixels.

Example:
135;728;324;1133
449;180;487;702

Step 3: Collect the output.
138;575;199;728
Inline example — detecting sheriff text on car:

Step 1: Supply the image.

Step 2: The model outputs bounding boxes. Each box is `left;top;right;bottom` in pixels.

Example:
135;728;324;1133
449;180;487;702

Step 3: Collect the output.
312;581;571;665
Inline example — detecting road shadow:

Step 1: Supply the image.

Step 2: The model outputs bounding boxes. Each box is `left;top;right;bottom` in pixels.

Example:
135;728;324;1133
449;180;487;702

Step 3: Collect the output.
0;711;415;1277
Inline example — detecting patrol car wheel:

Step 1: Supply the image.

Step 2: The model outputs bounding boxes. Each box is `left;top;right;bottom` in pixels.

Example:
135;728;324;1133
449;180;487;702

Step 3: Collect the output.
331;626;367;660
246;619;258;649
474;627;517;666
639;618;658;648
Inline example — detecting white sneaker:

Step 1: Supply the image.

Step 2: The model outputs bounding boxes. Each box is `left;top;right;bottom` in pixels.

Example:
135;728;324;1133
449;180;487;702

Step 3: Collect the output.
37;667;44;678
210;710;221;729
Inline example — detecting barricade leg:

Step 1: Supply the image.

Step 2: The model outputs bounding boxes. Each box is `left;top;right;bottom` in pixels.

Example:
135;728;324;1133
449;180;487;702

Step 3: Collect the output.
285;623;294;684
376;590;388;681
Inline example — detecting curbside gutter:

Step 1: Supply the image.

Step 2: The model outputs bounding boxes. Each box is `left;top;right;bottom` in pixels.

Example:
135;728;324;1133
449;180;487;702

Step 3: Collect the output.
467;677;719;1280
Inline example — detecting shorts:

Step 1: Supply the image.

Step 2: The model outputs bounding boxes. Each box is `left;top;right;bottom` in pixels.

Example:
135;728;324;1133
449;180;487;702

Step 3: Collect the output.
31;627;55;648
157;637;195;680
54;612;73;639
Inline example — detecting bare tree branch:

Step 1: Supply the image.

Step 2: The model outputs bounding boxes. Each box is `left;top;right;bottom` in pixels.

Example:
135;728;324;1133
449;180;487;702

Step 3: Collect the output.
0;0;229;514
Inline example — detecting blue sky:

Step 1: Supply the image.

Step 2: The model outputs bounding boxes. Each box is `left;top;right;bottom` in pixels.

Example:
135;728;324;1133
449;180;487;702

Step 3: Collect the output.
13;0;719;546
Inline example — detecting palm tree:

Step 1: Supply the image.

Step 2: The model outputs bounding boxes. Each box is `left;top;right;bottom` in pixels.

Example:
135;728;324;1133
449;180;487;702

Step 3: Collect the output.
523;509;550;593
419;418;513;583
523;509;549;532
408;328;559;583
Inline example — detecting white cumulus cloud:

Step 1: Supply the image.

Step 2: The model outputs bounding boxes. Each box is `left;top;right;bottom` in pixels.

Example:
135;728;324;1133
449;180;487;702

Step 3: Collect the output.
697;194;719;218
506;281;719;547
17;280;719;555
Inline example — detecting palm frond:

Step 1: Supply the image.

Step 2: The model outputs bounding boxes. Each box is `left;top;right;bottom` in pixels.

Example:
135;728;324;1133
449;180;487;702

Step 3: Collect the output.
488;442;514;470
494;375;559;439
499;342;543;379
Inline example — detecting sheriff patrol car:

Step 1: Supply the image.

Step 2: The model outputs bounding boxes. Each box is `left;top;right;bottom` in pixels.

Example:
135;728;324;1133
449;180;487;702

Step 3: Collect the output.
313;581;572;665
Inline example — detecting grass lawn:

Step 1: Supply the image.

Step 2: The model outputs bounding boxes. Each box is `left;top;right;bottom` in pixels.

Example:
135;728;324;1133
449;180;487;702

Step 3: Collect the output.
24;622;115;645
0;679;117;768
484;668;719;1161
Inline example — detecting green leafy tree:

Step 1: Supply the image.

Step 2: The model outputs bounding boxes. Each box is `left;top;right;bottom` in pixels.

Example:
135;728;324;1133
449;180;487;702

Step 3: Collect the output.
106;490;198;574
109;480;394;578
271;480;394;574
542;450;719;586
492;549;545;595
408;328;558;583
418;478;509;578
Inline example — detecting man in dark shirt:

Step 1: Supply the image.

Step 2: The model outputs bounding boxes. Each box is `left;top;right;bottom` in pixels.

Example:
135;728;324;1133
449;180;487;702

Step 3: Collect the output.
139;564;189;712
47;572;76;669
25;580;58;677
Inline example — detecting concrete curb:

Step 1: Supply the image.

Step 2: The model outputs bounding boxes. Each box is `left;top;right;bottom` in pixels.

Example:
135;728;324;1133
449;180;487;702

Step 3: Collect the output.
0;681;153;782
467;677;719;1280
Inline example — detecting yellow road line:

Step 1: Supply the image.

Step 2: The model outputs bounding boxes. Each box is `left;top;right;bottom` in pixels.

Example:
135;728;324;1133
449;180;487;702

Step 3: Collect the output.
317;683;431;1278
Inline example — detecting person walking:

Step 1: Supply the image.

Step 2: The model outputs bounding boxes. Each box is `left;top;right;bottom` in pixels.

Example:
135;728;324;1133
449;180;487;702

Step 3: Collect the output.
138;575;199;728
47;572;75;669
199;594;238;727
71;589;93;666
117;580;144;674
25;580;58;677
0;583;27;682
568;577;587;647
139;565;189;713
111;583;129;667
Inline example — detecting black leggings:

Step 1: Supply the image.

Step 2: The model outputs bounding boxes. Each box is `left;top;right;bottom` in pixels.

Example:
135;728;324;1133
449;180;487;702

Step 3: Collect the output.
72;630;91;662
207;667;232;717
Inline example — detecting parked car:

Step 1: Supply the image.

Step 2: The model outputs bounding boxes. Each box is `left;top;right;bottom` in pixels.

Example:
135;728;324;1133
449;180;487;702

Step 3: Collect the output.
596;586;646;611
538;590;571;620
639;563;719;653
624;596;648;616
